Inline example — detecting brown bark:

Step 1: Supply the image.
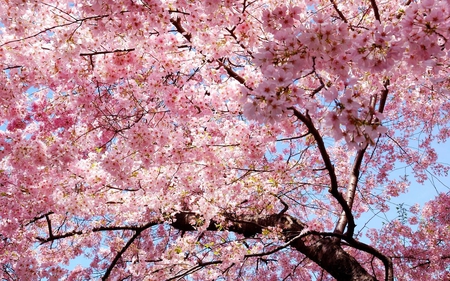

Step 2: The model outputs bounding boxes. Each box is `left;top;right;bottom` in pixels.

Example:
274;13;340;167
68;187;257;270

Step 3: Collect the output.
292;237;377;281
171;212;378;281
36;211;386;280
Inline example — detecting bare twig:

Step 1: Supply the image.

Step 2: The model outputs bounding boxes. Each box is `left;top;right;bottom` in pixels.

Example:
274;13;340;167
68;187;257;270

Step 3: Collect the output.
0;14;109;47
79;48;135;56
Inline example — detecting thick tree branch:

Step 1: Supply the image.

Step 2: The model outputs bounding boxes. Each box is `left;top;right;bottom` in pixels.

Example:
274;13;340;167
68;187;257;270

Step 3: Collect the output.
102;221;156;281
288;107;356;236
35;220;157;244
34;211;381;281
217;58;246;85
36;229;83;244
309;231;393;281
172;212;378;281
370;0;381;22
335;78;389;236
335;146;366;236
291;236;378;281
346;237;393;281
170;17;192;42
45;215;53;239
26;211;54;226
378;78;389;114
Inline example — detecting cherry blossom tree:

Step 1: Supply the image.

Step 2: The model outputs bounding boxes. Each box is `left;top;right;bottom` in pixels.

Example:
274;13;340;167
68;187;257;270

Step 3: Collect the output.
1;0;449;280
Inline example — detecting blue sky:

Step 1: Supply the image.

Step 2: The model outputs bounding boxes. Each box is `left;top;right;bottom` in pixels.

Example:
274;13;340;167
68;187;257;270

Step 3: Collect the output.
356;139;450;239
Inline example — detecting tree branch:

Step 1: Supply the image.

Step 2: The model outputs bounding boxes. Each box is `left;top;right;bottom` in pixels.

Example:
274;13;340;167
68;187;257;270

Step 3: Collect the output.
169;15;251;89
329;0;349;23
334;146;366;237
165;261;223;281
370;0;381;22
26;211;54;226
0;14;109;47
36;229;83;244
288;107;356;237
378;78;389;114
335;78;389;236
170;17;192;42
309;231;393;281
79;48;135;56
170;212;378;281
217;58;247;85
102;221;156;281
35;220;157;244
34;211;380;281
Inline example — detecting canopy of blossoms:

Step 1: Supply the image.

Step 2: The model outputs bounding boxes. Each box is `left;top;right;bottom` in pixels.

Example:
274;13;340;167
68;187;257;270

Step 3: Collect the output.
0;0;449;280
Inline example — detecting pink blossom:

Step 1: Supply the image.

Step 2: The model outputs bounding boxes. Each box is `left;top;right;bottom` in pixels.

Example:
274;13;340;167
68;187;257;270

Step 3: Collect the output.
1;1;450;280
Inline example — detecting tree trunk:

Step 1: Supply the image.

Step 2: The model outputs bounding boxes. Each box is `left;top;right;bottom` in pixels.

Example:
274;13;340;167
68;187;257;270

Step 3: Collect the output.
171;212;378;281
